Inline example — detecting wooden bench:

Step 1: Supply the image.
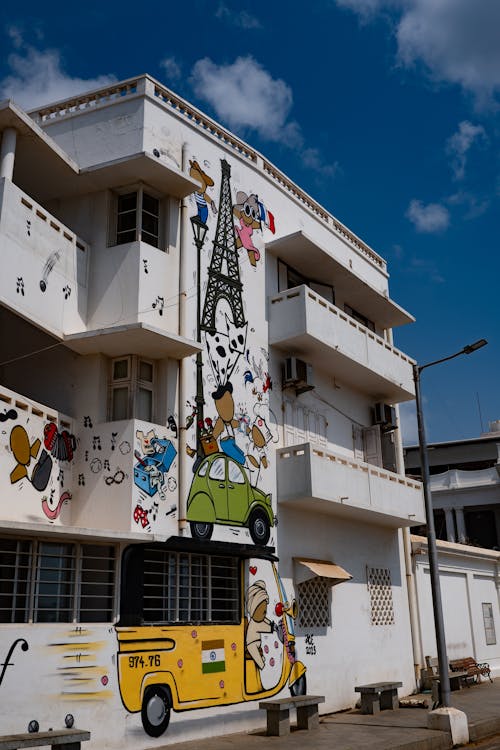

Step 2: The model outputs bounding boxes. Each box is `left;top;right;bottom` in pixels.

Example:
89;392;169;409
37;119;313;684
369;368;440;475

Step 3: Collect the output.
259;695;325;736
423;656;468;692
354;681;402;715
450;657;492;684
0;729;90;750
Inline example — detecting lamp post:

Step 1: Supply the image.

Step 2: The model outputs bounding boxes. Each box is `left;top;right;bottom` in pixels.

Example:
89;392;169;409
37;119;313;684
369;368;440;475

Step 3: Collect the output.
190;215;209;461
413;338;487;708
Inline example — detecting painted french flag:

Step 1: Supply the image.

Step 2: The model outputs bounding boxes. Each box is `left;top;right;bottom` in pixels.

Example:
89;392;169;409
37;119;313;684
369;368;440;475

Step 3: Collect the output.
258;200;276;234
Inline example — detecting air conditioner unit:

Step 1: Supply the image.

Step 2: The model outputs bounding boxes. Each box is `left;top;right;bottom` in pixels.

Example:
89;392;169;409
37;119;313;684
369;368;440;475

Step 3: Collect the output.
373;402;397;431
283;357;314;394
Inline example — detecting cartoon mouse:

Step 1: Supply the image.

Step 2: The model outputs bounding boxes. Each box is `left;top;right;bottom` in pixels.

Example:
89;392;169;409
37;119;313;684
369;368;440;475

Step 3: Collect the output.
189;160;217;224
233;191;261;266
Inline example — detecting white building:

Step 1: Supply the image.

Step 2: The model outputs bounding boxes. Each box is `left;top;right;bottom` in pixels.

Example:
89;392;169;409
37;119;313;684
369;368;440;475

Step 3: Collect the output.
411;535;500;679
0;75;424;747
405;424;500;548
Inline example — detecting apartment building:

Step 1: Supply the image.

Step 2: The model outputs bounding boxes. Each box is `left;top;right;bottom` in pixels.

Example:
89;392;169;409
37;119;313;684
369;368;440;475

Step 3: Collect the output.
406;422;500;548
0;75;424;746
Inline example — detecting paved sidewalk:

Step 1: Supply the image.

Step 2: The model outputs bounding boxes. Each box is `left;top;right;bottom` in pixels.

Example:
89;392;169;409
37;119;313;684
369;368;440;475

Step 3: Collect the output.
156;679;500;750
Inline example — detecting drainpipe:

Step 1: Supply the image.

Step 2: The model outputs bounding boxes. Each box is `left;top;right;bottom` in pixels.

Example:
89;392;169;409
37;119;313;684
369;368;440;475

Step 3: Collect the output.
0;128;17;180
177;142;189;533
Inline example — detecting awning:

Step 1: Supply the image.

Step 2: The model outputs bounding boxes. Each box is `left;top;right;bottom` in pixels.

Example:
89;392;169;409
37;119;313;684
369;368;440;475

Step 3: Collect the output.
294;558;353;586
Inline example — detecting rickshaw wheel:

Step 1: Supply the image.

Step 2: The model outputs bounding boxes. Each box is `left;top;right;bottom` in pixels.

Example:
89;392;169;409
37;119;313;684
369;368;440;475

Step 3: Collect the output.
141;685;171;737
290;674;307;696
248;509;270;545
190;521;213;540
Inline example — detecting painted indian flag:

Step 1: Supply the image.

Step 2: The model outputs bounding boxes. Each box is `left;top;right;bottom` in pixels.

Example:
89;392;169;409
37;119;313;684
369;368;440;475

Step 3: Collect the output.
201;639;225;674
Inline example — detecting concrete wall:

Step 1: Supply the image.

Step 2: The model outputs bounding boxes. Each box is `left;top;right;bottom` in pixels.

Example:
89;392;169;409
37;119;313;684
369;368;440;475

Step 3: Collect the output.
412;536;500;678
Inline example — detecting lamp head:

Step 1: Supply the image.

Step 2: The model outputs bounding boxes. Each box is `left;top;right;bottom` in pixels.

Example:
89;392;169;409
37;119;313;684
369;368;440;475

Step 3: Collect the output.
463;339;487;354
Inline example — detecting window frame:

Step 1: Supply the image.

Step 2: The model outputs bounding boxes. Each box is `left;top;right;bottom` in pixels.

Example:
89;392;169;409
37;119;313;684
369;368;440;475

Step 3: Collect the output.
0;536;117;624
109;355;156;422
141;548;241;625
110;184;164;250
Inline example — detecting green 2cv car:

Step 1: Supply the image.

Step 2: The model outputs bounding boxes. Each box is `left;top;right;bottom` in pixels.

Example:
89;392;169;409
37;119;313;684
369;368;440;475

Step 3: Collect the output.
187;453;275;545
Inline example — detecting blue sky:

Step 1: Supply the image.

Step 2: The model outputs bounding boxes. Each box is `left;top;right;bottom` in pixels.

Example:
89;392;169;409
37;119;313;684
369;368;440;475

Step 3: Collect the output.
0;0;498;445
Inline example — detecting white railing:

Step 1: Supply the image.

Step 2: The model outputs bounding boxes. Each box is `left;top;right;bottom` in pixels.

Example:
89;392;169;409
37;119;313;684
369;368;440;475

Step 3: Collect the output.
270;286;415;367
279;443;422;492
430;467;500;490
28;74;386;273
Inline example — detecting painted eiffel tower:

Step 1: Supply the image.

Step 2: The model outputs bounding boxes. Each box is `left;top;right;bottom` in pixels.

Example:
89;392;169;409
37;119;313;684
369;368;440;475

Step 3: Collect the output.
200;159;245;334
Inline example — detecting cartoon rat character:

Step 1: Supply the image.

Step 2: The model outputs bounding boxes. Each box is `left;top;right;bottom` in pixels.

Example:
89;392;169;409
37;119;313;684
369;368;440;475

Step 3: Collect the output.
233;191;261;266
246;580;275;669
190;160;217;224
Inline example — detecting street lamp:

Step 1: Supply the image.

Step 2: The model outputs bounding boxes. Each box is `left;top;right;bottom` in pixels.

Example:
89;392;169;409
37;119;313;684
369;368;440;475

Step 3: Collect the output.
190;215;209;461
413;338;487;708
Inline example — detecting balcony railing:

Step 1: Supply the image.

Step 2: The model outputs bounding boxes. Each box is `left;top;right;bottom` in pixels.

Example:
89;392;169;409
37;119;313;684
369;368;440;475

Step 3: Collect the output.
269;285;415;402
277;443;425;528
0;385;179;537
0;177;89;337
29;74;386;273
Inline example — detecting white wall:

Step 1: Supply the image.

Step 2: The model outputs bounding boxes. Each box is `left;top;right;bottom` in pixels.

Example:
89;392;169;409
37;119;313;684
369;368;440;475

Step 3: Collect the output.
413;537;500;678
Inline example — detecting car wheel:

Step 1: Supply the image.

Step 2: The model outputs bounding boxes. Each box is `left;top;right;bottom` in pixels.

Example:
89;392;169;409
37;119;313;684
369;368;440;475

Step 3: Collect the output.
190;521;213;541
141;685;171;737
290;674;307;696
248;509;270;545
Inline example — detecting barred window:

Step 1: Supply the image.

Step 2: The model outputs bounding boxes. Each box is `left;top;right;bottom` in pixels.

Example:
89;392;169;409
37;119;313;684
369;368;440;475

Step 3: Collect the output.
0;537;116;624
298;577;331;628
143;549;239;624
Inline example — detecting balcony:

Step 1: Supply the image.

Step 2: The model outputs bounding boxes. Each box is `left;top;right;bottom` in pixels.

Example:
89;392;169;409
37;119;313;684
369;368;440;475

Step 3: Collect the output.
0;177;89;337
269;285;415;403
277;443;425;528
0;385;179;538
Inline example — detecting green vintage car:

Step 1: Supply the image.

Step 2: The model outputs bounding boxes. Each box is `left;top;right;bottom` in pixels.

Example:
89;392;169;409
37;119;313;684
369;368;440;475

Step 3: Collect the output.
187;453;275;545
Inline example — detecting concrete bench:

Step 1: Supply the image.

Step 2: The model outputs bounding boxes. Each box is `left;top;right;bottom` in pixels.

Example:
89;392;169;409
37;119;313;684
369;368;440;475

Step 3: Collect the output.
259;695;325;736
354;681;403;715
0;729;90;750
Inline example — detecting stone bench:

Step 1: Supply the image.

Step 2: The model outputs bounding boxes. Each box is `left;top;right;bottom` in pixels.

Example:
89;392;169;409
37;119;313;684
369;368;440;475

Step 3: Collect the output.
259;695;325;736
0;730;90;750
354;681;403;715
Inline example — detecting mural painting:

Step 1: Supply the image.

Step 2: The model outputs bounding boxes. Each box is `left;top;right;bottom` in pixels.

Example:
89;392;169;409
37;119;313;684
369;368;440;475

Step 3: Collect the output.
116;556;306;737
186;157;277;546
0;405;179;535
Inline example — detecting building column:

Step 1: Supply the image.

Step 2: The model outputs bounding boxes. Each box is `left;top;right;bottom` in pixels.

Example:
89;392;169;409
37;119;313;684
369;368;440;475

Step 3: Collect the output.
0;128;17;180
444;508;456;542
454;507;467;543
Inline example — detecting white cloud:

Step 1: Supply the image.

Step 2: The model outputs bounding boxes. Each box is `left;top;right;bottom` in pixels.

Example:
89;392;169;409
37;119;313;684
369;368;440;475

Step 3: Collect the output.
335;0;500;106
0;39;116;110
189;56;339;177
190;56;296;144
160;56;182;83
446;121;486;180
215;3;261;29
406;199;450;233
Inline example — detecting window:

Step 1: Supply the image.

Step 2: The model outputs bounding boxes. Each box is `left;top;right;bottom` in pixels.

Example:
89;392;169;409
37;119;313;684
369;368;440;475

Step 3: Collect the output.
114;186;161;248
109;356;155;422
142;549;240;624
344;304;375;333
0;537;116;623
482;603;496;645
297;577;331;628
277;260;334;304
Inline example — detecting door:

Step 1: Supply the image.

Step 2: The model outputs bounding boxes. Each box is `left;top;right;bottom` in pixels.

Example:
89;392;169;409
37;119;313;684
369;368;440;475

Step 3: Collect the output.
207;456;229;520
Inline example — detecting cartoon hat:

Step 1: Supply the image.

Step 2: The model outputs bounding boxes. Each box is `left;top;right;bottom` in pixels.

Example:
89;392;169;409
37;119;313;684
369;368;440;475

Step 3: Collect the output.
246;580;269;617
212;381;233;401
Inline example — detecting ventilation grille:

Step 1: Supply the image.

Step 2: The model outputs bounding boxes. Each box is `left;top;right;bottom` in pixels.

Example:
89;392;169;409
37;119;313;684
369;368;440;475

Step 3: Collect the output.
367;567;395;625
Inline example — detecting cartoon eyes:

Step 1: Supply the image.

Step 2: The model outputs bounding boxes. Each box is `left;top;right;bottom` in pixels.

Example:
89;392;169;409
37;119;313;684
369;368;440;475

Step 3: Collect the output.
244;203;258;220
